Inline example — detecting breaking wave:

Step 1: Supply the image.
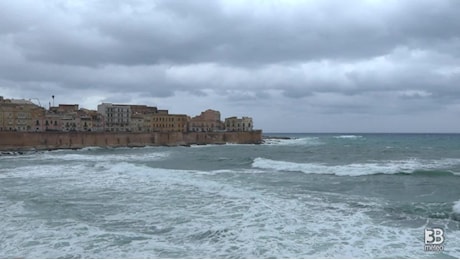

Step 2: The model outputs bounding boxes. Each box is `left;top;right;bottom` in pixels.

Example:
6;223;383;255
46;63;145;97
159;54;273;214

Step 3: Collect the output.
41;151;170;162
252;157;460;177
334;135;363;139
381;201;460;223
263;137;323;146
0;160;440;258
454;200;460;215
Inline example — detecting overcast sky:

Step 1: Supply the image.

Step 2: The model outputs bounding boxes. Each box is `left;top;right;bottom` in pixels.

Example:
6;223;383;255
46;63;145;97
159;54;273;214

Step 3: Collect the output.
1;0;459;132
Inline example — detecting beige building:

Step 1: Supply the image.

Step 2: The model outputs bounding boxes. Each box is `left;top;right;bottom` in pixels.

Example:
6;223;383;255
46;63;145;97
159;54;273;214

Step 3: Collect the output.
142;116;153;133
130;114;145;132
78;109;104;132
43;112;62;131
51;104;79;114
0;96;257;134
189;109;224;132
151;111;189;132
0;97;45;132
225;116;254;132
130;105;158;115
130;105;158;132
44;104;79;132
44;105;103;132
53;104;79;131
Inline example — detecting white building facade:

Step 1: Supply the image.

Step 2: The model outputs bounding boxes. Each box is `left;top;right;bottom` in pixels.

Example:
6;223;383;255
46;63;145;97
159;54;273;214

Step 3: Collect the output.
97;103;131;132
224;116;253;132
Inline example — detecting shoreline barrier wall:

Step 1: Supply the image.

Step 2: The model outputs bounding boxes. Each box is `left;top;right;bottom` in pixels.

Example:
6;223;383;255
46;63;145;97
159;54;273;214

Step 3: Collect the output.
0;130;262;151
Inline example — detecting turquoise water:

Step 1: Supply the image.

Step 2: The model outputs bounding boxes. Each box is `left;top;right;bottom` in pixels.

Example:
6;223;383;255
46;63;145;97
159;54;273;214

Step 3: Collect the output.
1;133;459;258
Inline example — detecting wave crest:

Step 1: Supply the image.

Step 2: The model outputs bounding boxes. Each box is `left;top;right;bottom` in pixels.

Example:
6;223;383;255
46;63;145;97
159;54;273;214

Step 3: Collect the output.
334;135;363;139
263;137;322;146
454;200;460;215
252;157;460;177
42;151;170;162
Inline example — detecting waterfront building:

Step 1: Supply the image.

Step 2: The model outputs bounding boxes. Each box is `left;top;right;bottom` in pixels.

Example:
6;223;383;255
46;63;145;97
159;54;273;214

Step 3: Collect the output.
130;105;158;115
130;114;145;132
43;112;62;132
52;104;79;114
78;109;104;132
97;103;131;132
142;116;152;133
129;105;158;132
0;96;256;134
224;116;253;132
42;104;76;132
0;97;45;132
52;104;79;131
43;106;103;132
189;109;224;132
151;111;189;132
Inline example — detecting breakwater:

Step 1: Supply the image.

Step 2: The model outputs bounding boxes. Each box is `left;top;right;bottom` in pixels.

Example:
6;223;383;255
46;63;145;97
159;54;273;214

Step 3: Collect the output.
0;130;262;151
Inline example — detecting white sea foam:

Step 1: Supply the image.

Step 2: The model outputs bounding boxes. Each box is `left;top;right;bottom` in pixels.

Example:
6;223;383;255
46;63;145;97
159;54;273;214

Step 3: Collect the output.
2;158;460;258
79;146;103;151
3;146;460;258
190;144;224;148
252;157;460;176
0;170;433;257
334;135;363;139
41;151;170;162
198;169;266;175
263;137;323;146
454;200;460;214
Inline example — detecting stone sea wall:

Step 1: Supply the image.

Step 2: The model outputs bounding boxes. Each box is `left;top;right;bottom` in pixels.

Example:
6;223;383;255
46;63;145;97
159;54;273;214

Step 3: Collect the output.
0;130;262;151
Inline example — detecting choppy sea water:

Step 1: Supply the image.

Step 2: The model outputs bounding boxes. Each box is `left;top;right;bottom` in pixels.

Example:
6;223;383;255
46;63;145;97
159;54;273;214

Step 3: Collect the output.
1;133;460;258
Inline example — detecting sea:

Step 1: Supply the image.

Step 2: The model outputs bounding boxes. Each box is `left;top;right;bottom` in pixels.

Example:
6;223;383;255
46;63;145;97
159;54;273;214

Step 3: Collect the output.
1;133;460;258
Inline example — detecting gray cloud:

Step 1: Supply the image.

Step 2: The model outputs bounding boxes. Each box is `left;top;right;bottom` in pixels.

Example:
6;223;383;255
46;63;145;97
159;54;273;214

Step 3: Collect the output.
0;0;460;132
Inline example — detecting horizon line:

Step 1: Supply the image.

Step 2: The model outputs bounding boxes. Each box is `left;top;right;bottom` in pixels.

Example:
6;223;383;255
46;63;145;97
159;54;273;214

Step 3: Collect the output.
263;132;460;134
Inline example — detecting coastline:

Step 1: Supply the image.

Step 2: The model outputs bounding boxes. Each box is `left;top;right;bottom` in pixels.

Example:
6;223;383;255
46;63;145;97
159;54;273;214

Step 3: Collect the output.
0;130;262;152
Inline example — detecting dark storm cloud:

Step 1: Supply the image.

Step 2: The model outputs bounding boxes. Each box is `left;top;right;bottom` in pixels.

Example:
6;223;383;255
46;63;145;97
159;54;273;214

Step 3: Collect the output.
7;0;460;66
1;0;460;132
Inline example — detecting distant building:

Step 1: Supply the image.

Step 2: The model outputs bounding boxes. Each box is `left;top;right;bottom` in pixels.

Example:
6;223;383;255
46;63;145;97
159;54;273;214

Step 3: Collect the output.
43;112;62;132
50;104;79;114
49;104;79;131
43;105;103;132
224;116;253;132
97;103;131;132
130;114;145;133
130;105;158;115
0;96;256;134
189;109;224;132
78;109;104;132
0;97;45;132
129;105;158;132
151;112;189;132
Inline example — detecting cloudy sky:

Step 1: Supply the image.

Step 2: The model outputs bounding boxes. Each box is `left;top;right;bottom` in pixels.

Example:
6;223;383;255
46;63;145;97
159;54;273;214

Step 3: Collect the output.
1;0;459;132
